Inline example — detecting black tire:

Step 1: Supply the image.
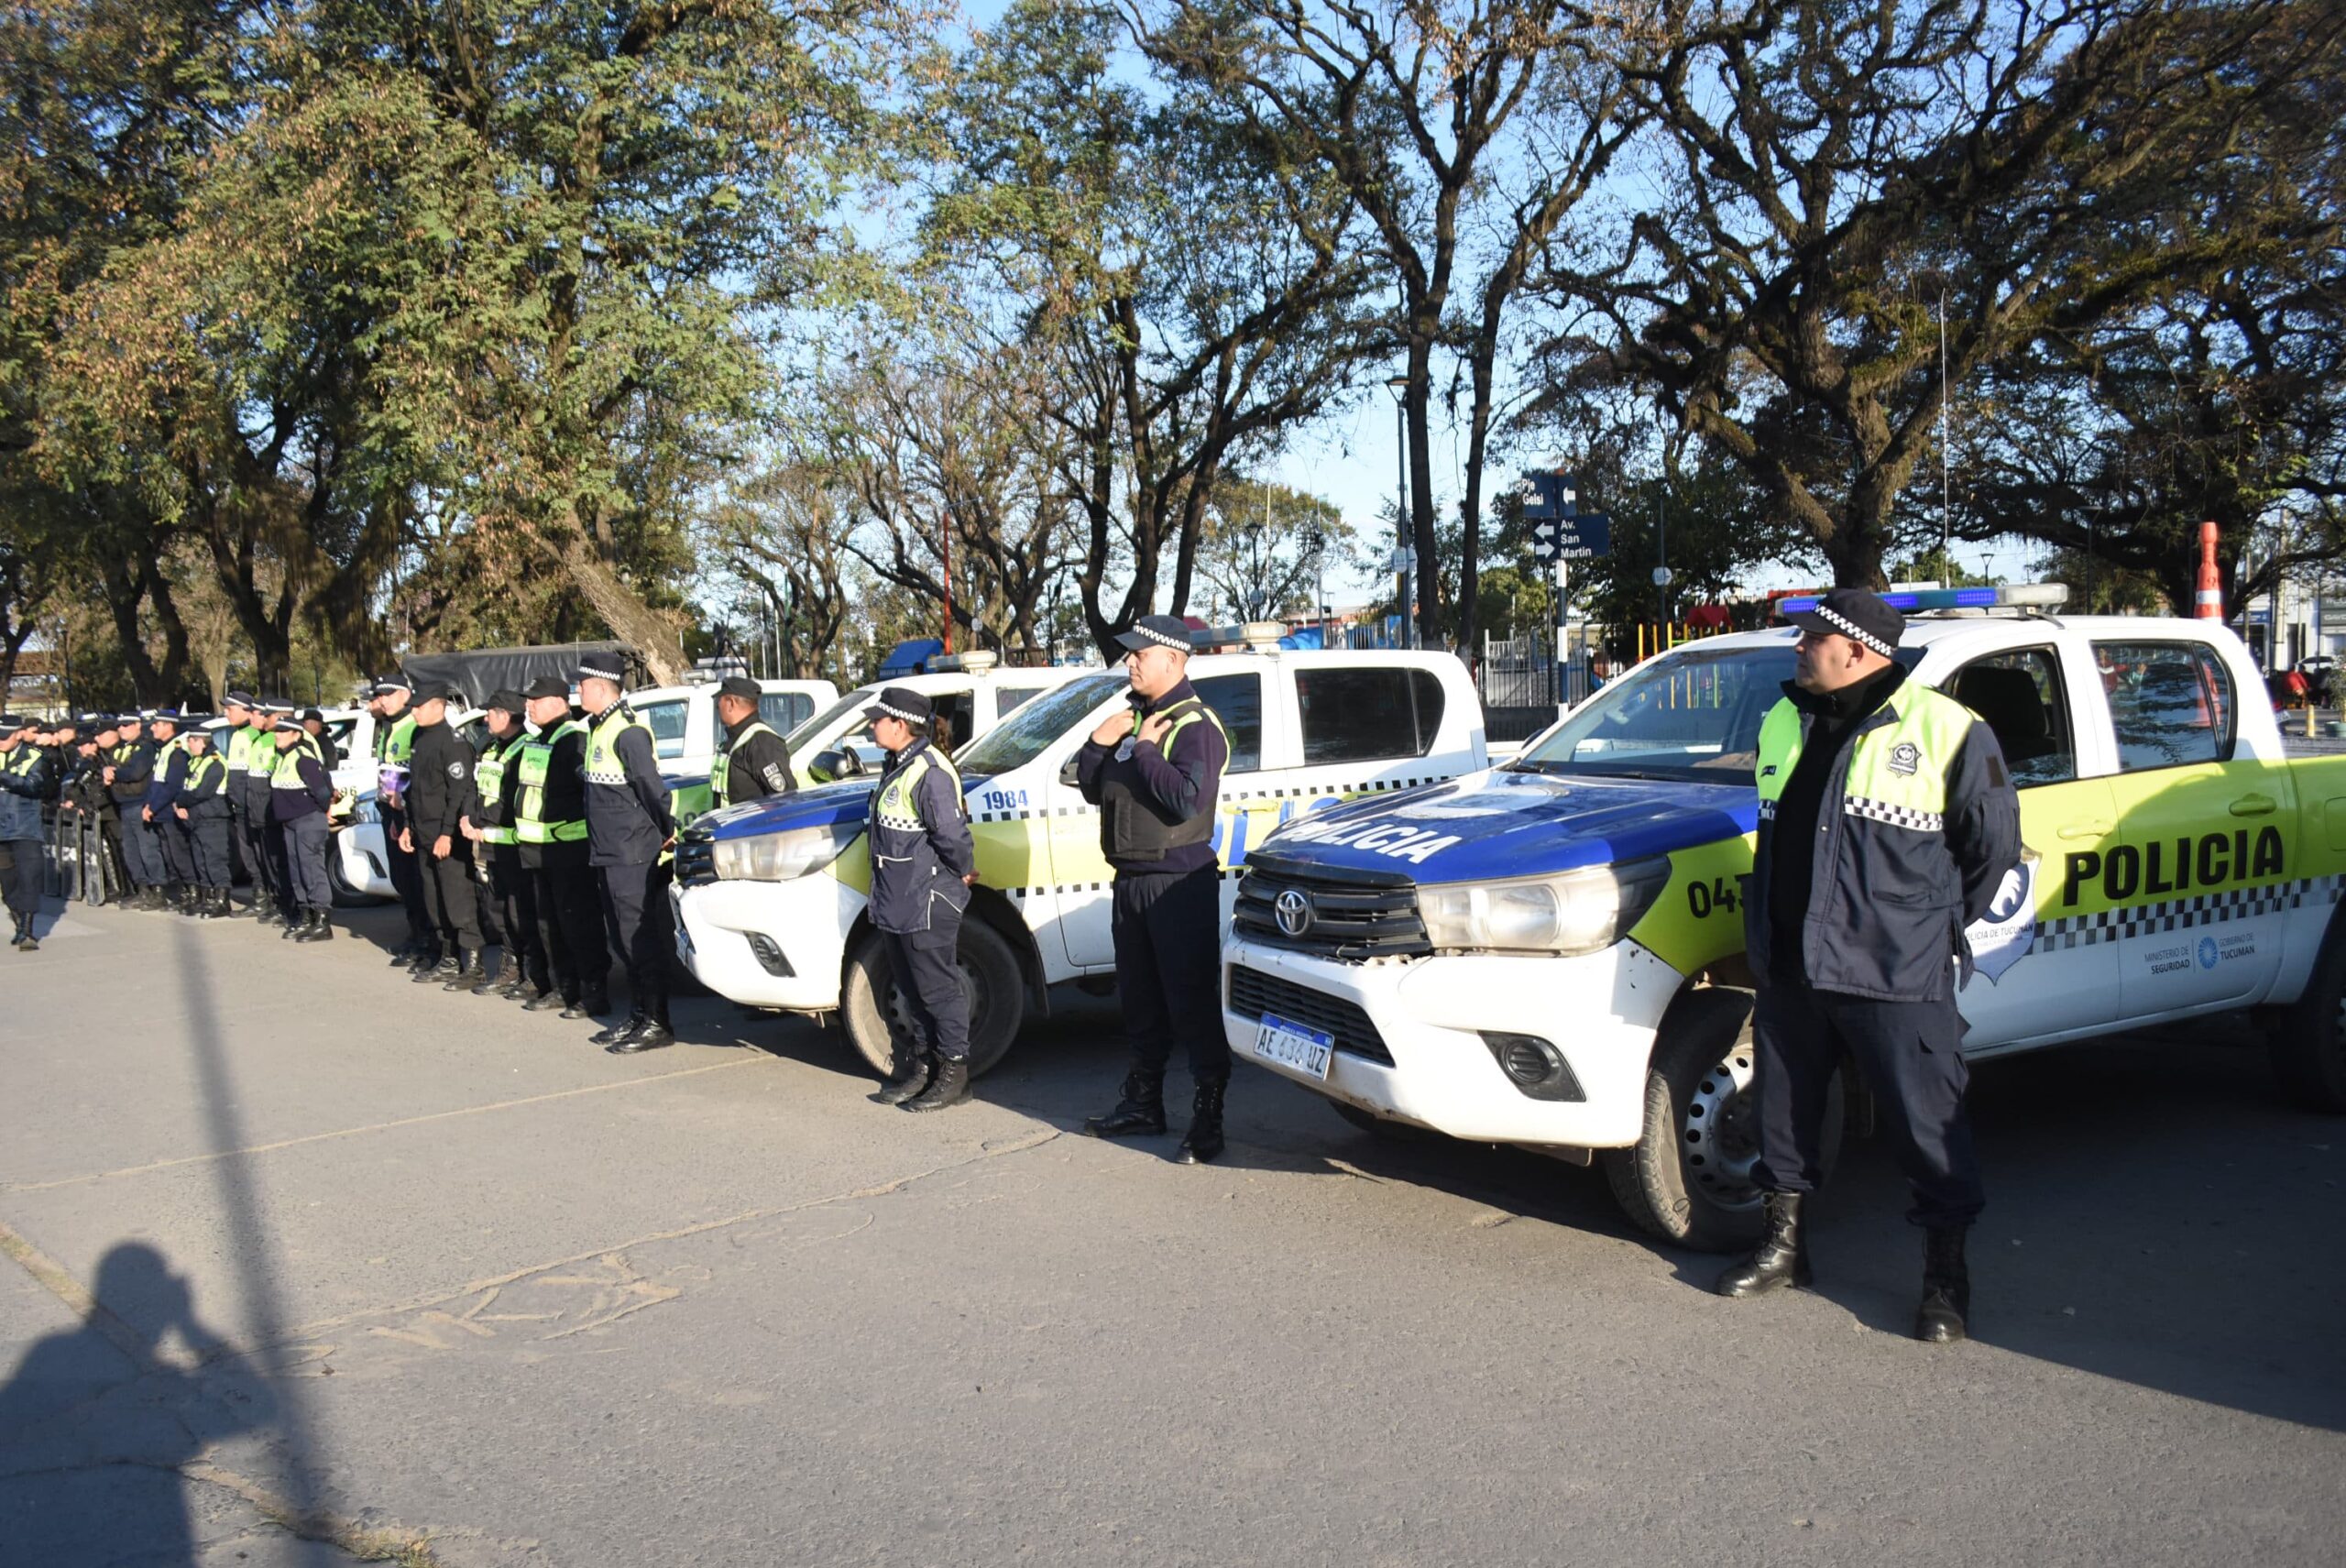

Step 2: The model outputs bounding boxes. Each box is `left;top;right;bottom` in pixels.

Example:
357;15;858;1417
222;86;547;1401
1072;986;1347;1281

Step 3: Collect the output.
1604;987;1843;1253
2273;927;2346;1113
1326;1099;1442;1144
840;920;1025;1079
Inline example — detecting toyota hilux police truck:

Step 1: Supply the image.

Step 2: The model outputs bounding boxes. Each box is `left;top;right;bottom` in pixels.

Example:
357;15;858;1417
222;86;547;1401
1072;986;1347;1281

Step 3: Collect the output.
671;630;1489;1076
1222;587;2346;1249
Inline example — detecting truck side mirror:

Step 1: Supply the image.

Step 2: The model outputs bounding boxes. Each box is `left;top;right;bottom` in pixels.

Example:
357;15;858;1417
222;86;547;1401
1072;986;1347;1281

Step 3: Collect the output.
1058;752;1082;787
812;746;864;782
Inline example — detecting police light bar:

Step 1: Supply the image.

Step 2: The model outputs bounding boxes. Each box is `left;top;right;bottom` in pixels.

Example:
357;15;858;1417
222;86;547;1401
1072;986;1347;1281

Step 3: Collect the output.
926;651;999;674
1777;583;2069;617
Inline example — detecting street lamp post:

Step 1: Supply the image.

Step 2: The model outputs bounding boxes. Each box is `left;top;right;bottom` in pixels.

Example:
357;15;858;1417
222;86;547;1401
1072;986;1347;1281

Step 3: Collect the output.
1387;374;1414;649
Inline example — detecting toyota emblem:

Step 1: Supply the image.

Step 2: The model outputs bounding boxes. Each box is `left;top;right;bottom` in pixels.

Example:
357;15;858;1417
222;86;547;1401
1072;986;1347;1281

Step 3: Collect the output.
1273;888;1314;938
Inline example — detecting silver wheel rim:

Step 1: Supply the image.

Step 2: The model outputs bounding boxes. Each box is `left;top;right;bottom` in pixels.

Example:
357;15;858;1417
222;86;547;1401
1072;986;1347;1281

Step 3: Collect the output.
1682;1045;1763;1210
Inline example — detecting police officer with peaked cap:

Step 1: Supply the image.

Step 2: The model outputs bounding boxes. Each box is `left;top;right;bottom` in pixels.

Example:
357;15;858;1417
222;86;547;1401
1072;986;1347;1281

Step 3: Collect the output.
513;675;610;1019
104;713;162;905
0;713;57;950
862;687;981;1112
1077;613;1235;1163
710;675;795;808
218;692;277;919
466;689;547;1001
1717;587;2021;1343
402;681;488;988
142;710;195;912
269;704;337;941
576;654;677;1052
171;719;235;918
370;673;437;969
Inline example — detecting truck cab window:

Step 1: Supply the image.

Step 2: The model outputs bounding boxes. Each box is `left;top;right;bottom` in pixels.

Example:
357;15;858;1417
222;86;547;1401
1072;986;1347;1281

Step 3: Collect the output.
638;700;690;761
758;691;815;733
1297;666;1447;763
930;692;975;752
2095;641;2236;770
1948;649;2076;786
1194;673;1262;772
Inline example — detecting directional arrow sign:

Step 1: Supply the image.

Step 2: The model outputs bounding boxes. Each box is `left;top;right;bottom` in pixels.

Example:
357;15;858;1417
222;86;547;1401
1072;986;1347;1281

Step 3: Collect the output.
1521;470;1578;521
1553;511;1610;561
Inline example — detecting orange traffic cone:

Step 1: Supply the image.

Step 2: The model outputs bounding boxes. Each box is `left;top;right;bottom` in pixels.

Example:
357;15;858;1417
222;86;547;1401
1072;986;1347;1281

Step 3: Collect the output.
2195;521;2223;620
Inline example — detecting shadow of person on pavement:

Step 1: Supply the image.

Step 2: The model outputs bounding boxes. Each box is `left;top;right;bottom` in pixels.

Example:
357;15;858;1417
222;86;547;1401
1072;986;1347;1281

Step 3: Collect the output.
0;1241;277;1566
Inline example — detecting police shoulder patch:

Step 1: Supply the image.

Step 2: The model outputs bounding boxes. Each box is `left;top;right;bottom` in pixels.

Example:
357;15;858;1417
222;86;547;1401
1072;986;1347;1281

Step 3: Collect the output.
1888;741;1922;776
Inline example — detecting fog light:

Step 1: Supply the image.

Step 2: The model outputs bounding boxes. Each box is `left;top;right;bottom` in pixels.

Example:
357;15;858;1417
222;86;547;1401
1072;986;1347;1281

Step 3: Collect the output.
745;933;795;977
1480;1031;1584;1102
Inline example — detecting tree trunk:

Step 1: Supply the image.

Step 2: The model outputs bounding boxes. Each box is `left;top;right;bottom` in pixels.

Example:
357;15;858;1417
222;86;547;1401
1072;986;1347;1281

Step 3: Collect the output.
558;531;687;685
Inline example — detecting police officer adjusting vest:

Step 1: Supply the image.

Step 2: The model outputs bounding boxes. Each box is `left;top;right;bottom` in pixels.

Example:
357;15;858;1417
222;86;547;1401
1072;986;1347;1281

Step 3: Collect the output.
513;720;589;844
474;735;521;847
1098;696;1229;861
1751;679;1990;1001
710;719;784;808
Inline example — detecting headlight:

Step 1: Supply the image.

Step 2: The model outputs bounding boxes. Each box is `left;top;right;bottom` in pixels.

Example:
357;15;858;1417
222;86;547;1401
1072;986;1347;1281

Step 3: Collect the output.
1417;857;1672;956
712;821;860;882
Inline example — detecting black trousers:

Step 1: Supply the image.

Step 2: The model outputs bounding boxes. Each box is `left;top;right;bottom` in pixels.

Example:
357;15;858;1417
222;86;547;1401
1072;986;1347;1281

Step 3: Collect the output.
122;812;166;888
1;837;41;917
488;849;545;990
532;861;609;1003
598;859;673;1021
238;805;279;909
282;813;333;912
1750;982;1986;1229
882;919;970;1063
384;808;434;949
1111;866;1229;1085
186;814;232;888
262;817;295;916
159;813;195;884
421;845;484;951
95;817;128;904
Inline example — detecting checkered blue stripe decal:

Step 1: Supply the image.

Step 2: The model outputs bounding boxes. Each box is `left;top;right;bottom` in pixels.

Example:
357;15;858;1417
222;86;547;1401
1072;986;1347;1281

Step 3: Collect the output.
1844;795;1945;832
2033;873;2345;950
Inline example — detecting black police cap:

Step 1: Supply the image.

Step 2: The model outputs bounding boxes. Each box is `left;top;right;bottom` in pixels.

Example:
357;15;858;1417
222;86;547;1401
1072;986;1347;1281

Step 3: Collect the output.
716;675;762;702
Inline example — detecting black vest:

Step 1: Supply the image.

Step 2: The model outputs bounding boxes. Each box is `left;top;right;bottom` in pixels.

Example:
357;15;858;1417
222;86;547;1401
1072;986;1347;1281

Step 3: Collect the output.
1097;695;1224;863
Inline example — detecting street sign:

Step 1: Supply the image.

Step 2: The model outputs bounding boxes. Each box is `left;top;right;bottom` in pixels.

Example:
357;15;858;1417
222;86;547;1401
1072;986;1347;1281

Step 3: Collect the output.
1540;512;1609;563
1520;471;1578;520
1652;565;1674;587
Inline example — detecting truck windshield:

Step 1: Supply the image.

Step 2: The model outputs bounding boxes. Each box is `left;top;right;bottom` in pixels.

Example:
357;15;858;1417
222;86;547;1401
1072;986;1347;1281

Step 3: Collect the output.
786;686;879;753
1515;645;1800;781
956;673;1129;776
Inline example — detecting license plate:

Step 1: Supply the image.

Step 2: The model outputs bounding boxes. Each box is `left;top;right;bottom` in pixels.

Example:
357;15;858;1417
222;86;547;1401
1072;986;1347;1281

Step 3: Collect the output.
1253;1013;1334;1080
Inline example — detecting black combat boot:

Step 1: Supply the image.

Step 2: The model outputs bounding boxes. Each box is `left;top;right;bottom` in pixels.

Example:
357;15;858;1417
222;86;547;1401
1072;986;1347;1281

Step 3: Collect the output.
10;914;27;950
1082;1070;1168;1138
902;1056;970;1112
494;967;532;1001
196;887;225;919
590;1011;644;1047
523;988;567;1013
560;989;609;1021
280;906;306;938
298;908;334;942
415;952;459;983
444;948;484;990
872;1051;936;1106
1175;1080;1227;1164
1714;1193;1813;1298
1915;1226;1971;1344
610;1012;674;1054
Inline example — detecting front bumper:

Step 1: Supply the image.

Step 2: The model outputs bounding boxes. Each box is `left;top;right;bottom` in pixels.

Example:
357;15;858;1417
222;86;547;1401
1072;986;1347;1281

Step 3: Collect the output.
336;821;394;898
1222;940;1684;1149
673;873;861;1010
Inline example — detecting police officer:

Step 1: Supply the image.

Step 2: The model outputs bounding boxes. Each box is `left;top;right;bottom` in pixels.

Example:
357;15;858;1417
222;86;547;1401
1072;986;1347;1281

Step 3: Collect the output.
465;690;545;1001
577;656;676;1052
0;714;56;950
1077;614;1234;1164
105;714;166;907
172;722;235;918
862;688;980;1113
402;682;488;987
370;674;436;969
142;711;195;912
710;676;795;808
1719;587;2021;1343
59;723;111;905
270;706;337;942
514;676;610;1020
79;716;129;905
219;694;275;919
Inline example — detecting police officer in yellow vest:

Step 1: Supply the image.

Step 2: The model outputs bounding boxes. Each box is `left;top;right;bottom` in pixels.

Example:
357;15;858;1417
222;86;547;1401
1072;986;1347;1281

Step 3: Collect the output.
577;656;676;1052
514;676;611;1019
464;690;549;1002
269;706;337;942
171;722;234;918
369;674;437;970
863;687;981;1113
218;693;272;919
1077;614;1235;1164
710;676;795;808
1719;588;2021;1343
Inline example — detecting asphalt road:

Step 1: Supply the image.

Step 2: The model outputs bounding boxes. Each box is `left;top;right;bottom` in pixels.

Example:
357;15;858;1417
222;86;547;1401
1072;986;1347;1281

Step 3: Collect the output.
3;894;2341;1566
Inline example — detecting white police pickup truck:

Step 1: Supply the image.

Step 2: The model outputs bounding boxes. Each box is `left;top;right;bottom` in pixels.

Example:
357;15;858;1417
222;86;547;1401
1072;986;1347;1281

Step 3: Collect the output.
775;653;1097;787
1223;587;2346;1249
671;630;1490;1075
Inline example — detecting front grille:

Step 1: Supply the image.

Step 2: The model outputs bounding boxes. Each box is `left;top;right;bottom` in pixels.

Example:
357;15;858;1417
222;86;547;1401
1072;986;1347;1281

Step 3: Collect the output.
1233;853;1430;960
1227;965;1395;1067
675;832;716;887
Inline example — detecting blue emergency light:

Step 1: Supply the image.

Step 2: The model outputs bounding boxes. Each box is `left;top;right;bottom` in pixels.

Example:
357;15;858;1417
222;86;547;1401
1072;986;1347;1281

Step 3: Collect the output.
1777;584;2067;617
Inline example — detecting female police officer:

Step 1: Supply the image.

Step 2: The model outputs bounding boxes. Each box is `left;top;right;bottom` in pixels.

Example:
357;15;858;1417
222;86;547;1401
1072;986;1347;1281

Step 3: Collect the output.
862;687;980;1113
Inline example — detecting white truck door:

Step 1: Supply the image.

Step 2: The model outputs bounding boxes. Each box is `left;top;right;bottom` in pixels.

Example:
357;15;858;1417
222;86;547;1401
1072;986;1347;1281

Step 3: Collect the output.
2094;637;2292;1017
1939;643;2124;1048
